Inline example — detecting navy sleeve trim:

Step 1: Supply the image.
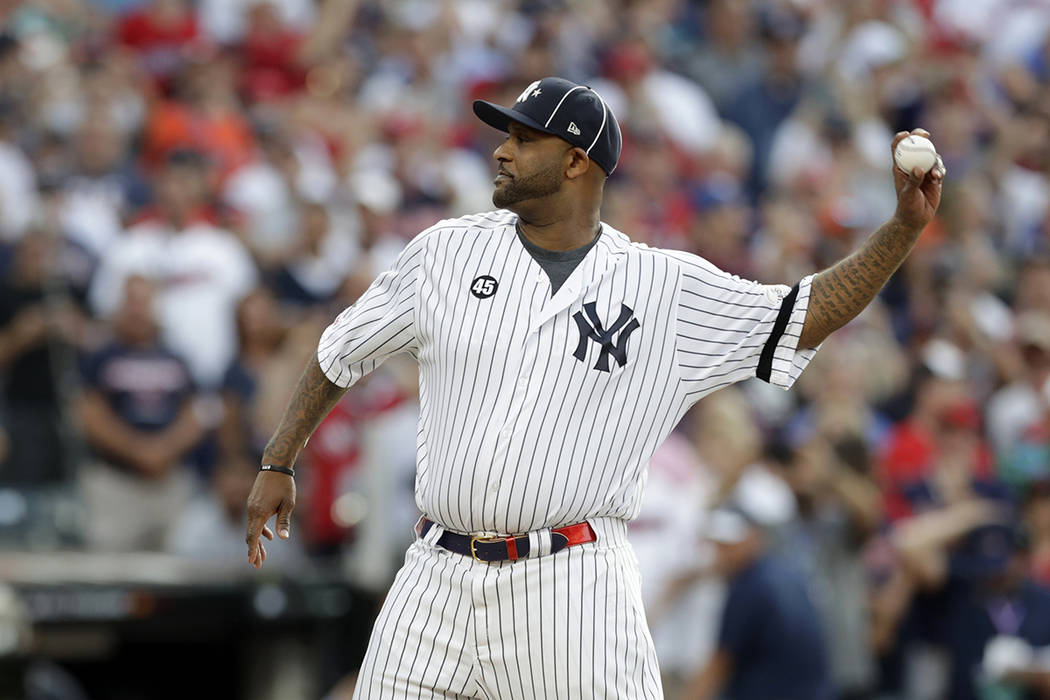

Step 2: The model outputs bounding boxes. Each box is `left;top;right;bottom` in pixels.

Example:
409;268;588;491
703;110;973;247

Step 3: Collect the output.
756;282;800;383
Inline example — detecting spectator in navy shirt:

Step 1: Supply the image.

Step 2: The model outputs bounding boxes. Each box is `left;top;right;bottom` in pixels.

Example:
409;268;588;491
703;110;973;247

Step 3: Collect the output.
896;514;1050;700
687;504;833;700
941;525;1050;700
77;275;203;550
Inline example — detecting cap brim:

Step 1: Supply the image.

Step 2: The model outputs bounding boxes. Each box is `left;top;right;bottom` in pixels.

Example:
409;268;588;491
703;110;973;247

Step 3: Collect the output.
472;100;552;135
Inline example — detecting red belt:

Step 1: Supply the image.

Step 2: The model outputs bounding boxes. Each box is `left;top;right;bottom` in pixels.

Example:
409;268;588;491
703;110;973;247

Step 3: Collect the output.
417;518;597;562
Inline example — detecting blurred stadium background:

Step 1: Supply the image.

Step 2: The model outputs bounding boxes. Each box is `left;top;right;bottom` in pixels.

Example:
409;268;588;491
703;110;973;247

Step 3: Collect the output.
1;0;1050;698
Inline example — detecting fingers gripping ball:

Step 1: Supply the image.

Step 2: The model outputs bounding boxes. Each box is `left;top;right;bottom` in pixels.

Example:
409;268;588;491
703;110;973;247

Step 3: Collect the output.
894;135;939;175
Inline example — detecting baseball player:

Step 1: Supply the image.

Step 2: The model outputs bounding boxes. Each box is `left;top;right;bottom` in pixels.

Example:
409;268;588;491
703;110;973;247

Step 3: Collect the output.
245;77;944;698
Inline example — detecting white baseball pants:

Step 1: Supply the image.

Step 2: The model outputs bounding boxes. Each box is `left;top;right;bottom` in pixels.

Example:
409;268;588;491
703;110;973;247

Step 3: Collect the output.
352;517;664;699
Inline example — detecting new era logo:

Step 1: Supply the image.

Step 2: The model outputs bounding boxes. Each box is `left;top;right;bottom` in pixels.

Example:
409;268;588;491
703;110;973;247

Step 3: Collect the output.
567;122;581;136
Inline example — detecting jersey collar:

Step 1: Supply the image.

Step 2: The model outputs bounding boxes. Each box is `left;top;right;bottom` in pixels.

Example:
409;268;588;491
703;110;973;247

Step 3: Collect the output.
532;220;630;328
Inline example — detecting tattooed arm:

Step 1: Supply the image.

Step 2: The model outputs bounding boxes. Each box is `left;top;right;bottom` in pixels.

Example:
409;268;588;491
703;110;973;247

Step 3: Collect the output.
261;357;347;468
242;230;423;568
798;129;945;349
245;356;347;568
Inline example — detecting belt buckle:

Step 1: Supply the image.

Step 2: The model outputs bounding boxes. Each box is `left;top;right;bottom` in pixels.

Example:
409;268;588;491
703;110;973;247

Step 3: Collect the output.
470;533;503;562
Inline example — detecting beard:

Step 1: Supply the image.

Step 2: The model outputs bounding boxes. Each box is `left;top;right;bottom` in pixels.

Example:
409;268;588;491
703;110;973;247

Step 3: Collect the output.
492;161;563;208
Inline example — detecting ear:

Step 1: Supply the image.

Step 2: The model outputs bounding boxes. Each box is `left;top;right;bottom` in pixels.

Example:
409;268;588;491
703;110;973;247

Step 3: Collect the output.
564;147;592;180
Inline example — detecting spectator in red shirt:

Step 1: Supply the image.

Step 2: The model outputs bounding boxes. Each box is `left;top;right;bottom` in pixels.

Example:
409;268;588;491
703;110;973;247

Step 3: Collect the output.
118;0;200;87
880;357;993;522
239;0;307;102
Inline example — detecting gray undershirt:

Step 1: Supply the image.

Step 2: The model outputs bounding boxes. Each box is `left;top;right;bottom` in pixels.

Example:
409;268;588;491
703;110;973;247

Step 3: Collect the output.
516;223;602;295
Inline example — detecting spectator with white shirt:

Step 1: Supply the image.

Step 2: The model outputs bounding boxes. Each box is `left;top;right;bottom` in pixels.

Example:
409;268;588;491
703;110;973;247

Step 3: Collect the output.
269;201;354;308
989;312;1050;464
58;114;150;259
88;149;257;388
0;97;39;243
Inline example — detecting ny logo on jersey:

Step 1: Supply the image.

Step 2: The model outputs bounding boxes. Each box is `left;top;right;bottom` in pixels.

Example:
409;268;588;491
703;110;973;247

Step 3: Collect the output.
572;302;641;372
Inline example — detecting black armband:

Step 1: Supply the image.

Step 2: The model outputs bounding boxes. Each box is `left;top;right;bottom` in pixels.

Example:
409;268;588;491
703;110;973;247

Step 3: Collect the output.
260;464;295;477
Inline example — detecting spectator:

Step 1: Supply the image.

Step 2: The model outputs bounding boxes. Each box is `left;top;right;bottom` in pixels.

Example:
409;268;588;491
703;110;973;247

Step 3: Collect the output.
77;275;202;550
218;287;293;461
769;434;883;699
595;38;721;156
724;6;821;197
681;0;762;110
686;503;833;700
141;54;255;175
237;0;309;102
629;422;721;698
687;175;752;278
268;201;354;308
58;113;151;260
989;312;1050;463
880;343;991;522
88;149;257;387
0;231;85;485
0;97;40;242
117;0;201;87
200;0;315;46
899;518;1050;700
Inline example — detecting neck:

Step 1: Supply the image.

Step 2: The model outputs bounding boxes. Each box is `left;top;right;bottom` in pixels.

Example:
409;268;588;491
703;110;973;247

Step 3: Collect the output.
515;207;601;251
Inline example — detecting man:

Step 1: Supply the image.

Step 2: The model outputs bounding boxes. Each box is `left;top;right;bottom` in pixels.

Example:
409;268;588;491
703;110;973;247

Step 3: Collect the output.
769;435;882;699
686;504;833;700
905;522;1050;700
79;275;202;550
245;77;944;698
88;149;257;388
0;231;85;485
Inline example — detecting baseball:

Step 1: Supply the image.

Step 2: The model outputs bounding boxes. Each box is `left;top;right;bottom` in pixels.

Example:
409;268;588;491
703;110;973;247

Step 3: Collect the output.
894;134;939;174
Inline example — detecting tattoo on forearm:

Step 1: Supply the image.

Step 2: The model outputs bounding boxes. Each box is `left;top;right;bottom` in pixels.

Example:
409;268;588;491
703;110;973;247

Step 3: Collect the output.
262;356;347;468
800;218;921;348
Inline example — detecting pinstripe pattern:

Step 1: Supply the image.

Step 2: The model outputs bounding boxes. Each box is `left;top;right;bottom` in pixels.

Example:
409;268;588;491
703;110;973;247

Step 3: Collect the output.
354;519;661;699
318;209;816;536
320;208;819;698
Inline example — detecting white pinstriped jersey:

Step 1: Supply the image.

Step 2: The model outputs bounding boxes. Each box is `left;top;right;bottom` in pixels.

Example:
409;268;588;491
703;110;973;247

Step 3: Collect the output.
318;208;817;536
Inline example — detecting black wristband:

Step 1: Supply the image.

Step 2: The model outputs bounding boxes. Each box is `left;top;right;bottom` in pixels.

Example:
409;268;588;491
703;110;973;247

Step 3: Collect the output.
260;464;295;477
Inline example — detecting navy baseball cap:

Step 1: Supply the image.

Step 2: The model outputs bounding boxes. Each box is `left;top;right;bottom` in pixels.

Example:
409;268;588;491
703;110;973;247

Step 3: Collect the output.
951;523;1027;580
473;77;622;175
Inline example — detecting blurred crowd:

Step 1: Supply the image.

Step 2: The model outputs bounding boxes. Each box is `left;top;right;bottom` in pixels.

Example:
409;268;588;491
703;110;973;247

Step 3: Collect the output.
0;0;1049;698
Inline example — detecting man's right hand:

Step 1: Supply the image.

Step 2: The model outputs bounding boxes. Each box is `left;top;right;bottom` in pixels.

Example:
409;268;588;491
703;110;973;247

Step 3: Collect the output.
245;470;297;568
890;128;945;231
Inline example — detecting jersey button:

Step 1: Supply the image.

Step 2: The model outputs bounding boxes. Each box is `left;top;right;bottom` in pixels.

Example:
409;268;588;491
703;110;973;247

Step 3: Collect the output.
517;377;527;390
501;427;512;439
489;482;499;495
